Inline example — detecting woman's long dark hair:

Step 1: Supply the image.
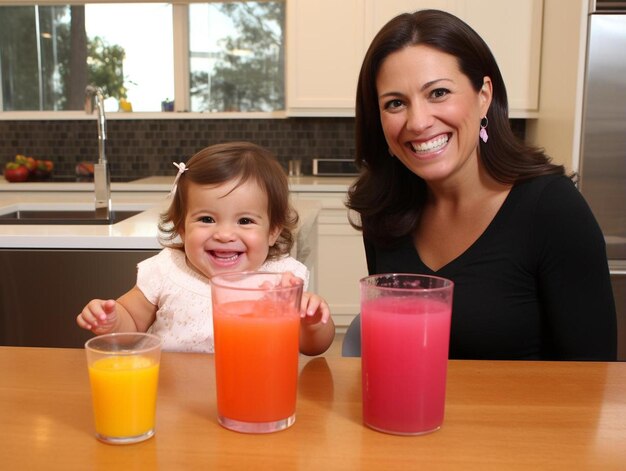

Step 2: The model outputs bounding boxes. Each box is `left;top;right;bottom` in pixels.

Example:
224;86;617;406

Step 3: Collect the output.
346;9;564;246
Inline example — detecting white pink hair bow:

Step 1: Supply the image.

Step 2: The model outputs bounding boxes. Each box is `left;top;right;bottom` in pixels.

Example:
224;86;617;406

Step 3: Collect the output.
169;161;188;197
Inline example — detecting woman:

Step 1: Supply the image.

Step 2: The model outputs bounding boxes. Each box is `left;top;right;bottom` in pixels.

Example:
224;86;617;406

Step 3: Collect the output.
346;10;616;360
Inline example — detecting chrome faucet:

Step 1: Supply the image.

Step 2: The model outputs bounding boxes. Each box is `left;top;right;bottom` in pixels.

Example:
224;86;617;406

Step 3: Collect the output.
85;85;111;219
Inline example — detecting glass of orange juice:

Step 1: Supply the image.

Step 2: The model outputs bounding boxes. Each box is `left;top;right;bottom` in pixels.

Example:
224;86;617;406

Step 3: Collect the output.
211;271;303;433
85;332;162;444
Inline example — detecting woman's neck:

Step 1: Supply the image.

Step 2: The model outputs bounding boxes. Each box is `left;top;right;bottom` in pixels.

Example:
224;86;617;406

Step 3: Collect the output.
425;159;510;211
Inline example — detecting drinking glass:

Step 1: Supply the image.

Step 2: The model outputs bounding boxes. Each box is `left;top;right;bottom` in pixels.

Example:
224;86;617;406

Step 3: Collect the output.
360;273;454;435
85;332;162;444
211;271;303;433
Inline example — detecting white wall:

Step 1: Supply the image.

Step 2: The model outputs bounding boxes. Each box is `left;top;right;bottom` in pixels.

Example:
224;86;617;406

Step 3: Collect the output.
525;0;588;173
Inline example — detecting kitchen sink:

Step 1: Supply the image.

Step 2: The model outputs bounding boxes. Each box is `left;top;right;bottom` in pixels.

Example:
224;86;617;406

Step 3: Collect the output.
0;209;142;225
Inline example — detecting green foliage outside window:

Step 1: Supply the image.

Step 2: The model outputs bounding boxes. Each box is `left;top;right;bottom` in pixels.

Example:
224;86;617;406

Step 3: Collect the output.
0;5;126;111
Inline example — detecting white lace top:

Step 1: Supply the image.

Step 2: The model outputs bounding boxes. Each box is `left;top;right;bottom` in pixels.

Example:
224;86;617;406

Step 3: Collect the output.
137;247;309;353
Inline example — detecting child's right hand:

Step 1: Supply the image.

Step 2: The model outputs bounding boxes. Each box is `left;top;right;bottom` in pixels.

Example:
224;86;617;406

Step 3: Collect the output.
76;299;118;335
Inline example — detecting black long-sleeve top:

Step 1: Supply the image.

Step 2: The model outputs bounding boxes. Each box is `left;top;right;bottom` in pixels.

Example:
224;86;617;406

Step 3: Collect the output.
364;175;617;360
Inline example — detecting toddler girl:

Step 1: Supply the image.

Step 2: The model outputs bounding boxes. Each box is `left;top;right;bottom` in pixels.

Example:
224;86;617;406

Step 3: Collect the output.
77;141;335;356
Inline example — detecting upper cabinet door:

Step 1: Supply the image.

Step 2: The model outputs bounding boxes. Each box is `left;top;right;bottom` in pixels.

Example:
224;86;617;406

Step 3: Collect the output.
364;0;458;45
286;0;542;117
286;0;366;116
455;0;543;114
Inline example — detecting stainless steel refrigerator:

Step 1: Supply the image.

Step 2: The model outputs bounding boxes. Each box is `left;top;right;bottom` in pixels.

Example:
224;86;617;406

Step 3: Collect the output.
579;0;626;360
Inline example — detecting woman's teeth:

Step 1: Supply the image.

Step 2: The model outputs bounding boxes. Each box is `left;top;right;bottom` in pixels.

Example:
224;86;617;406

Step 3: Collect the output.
410;134;449;153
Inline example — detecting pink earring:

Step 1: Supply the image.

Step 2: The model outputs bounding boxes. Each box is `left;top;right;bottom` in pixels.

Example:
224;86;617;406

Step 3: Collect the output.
479;117;489;143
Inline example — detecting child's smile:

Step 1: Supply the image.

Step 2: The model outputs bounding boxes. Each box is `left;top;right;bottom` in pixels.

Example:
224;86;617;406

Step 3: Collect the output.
180;179;281;279
208;249;244;268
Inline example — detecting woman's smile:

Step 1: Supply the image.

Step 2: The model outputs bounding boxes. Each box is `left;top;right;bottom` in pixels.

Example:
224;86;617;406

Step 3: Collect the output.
408;133;450;155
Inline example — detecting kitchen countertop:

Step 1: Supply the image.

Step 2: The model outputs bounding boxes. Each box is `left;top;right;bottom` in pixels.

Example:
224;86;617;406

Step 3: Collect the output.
0;175;356;193
0;190;322;251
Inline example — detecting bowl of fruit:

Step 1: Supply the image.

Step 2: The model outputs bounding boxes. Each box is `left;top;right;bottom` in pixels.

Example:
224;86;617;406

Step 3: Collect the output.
3;155;54;182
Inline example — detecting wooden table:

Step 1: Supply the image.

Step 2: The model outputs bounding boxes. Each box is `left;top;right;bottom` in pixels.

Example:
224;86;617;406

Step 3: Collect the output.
1;347;625;470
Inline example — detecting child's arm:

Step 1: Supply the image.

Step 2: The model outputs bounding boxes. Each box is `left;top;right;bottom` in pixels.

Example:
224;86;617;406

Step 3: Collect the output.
299;292;335;356
76;285;157;335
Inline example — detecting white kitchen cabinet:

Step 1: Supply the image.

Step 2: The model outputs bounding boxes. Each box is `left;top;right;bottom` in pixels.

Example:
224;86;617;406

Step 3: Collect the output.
292;192;368;330
368;0;544;114
286;0;366;116
364;0;458;41
455;0;543;114
287;0;543;117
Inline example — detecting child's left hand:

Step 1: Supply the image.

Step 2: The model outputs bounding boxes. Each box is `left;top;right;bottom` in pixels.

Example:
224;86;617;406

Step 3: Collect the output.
300;291;330;325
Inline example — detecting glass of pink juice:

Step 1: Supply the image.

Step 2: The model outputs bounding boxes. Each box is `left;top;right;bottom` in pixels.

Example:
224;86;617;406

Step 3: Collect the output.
211;272;303;434
85;332;162;444
360;274;453;435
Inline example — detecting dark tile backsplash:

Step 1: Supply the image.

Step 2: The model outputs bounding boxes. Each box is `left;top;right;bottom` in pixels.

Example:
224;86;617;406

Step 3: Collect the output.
0;117;525;180
0;118;356;179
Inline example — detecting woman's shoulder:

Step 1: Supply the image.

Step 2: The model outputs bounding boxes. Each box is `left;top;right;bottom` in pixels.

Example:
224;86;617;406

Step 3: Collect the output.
517;174;602;242
511;174;580;211
515;174;574;194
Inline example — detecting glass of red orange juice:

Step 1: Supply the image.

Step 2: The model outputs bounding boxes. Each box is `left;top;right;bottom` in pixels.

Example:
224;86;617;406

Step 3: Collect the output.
360;274;454;435
85;332;162;444
211;271;303;433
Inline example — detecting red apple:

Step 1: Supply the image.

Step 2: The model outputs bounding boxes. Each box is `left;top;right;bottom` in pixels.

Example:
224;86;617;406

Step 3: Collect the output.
4;162;29;182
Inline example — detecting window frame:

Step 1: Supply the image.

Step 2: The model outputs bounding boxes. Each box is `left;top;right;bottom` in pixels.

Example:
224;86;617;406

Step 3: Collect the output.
0;0;288;120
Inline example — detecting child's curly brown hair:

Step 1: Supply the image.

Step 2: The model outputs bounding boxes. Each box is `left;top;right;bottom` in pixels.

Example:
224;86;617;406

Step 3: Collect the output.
159;141;298;260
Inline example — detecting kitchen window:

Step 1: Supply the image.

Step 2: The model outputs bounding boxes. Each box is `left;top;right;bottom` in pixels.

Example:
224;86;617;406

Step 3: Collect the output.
0;1;285;117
